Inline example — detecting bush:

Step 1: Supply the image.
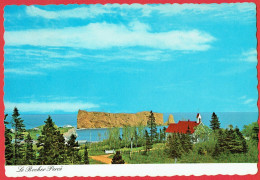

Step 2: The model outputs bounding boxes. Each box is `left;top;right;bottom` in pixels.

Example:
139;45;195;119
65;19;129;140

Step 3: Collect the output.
111;151;125;164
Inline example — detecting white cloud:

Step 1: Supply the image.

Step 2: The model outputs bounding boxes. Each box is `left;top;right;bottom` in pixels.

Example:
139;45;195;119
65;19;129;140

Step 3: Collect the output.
5;21;215;51
236;3;256;12
5;48;84;59
4;68;43;75
35;61;77;69
243;98;255;105
26;5;113;19
239;96;256;105
25;3;255;18
241;49;257;62
239;95;247;100
5;101;99;113
86;50;171;62
128;4;216;16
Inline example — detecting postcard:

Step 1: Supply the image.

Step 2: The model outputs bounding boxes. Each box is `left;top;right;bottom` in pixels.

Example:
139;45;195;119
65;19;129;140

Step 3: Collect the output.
1;1;259;178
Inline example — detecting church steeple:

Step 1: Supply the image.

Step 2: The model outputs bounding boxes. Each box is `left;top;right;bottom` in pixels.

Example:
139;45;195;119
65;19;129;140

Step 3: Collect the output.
196;113;201;124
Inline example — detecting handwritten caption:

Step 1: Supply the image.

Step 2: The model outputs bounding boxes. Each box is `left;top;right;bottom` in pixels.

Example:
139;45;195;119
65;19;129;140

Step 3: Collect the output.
17;166;63;173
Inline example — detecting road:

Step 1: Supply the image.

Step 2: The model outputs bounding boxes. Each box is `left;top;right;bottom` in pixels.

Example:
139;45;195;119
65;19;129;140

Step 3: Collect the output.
90;154;112;164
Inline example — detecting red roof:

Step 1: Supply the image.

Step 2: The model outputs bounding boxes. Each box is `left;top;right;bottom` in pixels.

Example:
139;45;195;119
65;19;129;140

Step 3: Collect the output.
165;120;200;134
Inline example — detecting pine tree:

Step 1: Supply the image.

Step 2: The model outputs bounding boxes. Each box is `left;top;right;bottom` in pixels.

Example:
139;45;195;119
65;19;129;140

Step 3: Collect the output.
84;143;89;164
165;133;183;160
225;128;240;153
37;115;65;165
144;130;152;153
213;129;226;157
147;110;157;144
12;107;26;165
24;133;36;165
67;134;80;164
111;151;125;164
213;127;248;158
4;114;13;165
55;130;66;164
210;112;220;131
180;133;193;152
234;127;248;153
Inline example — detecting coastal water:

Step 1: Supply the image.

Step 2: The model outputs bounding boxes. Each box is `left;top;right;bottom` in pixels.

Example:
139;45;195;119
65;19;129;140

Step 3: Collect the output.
5;112;258;142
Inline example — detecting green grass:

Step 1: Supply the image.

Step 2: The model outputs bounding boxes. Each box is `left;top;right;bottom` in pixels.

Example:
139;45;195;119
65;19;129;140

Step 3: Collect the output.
24;125;74;140
118;141;258;164
122;149;176;164
59;127;74;134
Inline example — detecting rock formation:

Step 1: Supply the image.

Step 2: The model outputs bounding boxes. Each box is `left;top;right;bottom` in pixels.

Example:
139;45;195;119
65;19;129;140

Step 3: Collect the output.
77;110;164;129
164;114;175;125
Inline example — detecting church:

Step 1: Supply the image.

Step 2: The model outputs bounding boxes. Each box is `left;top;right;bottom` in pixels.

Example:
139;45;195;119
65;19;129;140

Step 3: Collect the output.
165;113;202;134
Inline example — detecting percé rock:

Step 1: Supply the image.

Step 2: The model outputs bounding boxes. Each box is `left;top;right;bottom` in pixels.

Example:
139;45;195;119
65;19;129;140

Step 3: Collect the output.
77;110;164;129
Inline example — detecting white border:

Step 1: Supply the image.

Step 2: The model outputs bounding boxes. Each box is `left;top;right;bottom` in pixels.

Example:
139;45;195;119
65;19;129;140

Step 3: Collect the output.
5;163;258;177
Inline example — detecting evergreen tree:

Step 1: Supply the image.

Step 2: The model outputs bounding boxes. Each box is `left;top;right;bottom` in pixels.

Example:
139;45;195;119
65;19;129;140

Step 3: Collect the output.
210;112;220;131
111;151;125;164
213;127;248;158
37;116;65;165
234;127;248;153
180;133;193;152
4;114;13;165
213;129;226;157
67;134;80;164
224;127;248;154
12;107;26;165
165;133;183;160
84;143;89;164
147;110;157;144
225;128;240;153
252;126;259;145
144;130;152;153
24;133;36;165
162;127;167;142
55;130;66;164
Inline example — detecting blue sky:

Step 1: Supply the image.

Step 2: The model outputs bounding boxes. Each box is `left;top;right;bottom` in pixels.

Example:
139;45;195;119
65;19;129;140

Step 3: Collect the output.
3;3;258;114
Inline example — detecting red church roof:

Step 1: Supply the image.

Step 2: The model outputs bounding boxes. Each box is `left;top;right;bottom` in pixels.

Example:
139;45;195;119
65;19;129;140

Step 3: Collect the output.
165;120;200;134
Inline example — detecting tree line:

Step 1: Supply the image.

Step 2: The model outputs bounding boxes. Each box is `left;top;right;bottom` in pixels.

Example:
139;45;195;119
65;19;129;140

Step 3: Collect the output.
103;111;166;151
4;107;89;165
164;112;251;162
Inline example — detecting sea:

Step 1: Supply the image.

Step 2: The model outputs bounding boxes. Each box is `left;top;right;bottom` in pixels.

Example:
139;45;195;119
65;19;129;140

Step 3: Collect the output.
5;112;258;142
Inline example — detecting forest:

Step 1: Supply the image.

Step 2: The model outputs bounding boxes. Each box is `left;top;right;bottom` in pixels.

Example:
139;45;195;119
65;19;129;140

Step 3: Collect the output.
4;107;259;165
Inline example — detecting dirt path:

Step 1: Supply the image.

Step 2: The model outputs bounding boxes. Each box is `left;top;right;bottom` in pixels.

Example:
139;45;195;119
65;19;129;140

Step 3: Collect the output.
90;154;112;164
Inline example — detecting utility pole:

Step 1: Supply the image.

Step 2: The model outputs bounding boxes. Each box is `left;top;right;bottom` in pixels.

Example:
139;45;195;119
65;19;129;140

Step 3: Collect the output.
130;137;133;160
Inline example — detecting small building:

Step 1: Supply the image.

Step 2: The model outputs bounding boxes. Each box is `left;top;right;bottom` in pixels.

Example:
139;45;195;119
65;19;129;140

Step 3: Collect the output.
165;120;200;134
105;149;115;154
63;125;73;128
165;113;202;134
